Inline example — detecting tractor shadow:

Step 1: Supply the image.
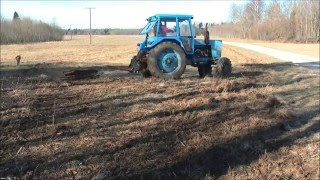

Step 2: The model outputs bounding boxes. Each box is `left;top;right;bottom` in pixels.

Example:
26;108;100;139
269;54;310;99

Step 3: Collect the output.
183;62;302;79
294;61;320;72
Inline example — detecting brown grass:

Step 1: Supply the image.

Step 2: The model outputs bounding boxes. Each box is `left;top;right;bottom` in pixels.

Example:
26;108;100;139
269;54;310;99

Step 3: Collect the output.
1;35;282;67
0;18;64;44
0;35;319;179
0;35;144;66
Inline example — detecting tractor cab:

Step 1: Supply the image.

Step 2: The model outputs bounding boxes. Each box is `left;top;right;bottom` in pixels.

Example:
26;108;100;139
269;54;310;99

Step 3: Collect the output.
130;14;231;79
139;14;194;54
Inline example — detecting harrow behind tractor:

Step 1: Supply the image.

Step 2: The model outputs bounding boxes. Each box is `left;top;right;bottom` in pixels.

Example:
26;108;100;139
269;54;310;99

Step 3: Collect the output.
129;14;232;79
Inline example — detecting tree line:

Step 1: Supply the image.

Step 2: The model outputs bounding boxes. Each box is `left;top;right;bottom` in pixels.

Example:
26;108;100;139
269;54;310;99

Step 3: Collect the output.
65;28;140;36
211;0;319;43
1;12;64;44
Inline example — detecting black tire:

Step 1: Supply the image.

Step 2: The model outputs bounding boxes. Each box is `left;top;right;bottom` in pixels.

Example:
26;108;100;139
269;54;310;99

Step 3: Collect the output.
198;65;205;78
198;63;212;78
214;57;232;77
147;42;186;79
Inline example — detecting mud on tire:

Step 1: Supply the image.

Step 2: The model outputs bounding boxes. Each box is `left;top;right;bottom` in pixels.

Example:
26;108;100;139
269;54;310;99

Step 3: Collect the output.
147;41;186;79
129;55;141;73
214;57;232;77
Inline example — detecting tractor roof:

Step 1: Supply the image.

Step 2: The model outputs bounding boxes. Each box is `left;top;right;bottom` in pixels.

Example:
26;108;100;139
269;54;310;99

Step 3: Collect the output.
147;14;193;21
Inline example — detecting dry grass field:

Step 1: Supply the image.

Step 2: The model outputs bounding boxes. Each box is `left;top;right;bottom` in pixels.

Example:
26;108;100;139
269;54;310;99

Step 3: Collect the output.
1;35;143;66
0;35;319;179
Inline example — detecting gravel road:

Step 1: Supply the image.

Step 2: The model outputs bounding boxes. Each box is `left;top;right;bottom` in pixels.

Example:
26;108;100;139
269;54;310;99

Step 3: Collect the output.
224;41;319;72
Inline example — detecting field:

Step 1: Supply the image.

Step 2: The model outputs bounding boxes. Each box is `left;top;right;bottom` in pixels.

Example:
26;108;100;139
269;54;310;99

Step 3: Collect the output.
0;35;319;179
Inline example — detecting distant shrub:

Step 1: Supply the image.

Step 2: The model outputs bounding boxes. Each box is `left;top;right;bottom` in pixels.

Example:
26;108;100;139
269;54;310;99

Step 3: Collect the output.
69;28;140;35
108;29;140;35
0;17;64;44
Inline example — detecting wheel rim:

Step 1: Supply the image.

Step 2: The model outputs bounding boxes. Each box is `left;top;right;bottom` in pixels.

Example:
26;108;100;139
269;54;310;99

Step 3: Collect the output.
157;48;181;73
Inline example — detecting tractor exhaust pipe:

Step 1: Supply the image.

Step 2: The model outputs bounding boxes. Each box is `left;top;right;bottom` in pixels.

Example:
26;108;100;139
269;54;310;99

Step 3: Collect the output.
204;23;209;45
199;22;210;45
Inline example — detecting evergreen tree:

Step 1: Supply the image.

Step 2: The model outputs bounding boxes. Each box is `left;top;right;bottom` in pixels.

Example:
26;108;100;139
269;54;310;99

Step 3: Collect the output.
13;11;20;20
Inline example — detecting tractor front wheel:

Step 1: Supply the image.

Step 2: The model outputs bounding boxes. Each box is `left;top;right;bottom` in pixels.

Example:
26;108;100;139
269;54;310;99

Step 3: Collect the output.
214;57;232;77
147;42;186;79
198;63;212;78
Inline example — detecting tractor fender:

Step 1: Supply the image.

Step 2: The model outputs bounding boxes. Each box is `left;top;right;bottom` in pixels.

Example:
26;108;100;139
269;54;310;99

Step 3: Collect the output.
150;39;187;55
138;40;147;51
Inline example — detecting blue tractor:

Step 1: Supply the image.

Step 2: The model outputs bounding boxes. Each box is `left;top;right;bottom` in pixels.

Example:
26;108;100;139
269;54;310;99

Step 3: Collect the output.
129;14;232;78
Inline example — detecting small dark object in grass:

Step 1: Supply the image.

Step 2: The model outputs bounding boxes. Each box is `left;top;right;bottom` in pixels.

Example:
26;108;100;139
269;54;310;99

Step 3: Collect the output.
15;55;21;66
279;123;291;131
256;93;266;99
209;97;220;105
142;70;152;78
266;96;281;108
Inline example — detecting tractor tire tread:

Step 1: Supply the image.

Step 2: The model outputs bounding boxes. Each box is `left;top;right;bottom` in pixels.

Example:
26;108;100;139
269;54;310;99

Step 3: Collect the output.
147;41;186;79
214;57;232;77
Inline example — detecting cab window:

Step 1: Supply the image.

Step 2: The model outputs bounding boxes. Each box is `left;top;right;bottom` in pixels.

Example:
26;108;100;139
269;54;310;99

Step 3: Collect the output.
158;18;177;37
179;19;191;36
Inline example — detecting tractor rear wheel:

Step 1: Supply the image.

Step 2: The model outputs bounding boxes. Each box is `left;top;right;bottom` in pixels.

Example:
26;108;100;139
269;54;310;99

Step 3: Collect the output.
147;42;186;79
214;57;232;77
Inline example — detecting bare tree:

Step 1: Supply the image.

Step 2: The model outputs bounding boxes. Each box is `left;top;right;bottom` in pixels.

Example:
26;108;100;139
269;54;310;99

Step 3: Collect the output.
240;3;256;38
247;0;265;39
212;0;319;42
229;3;242;24
310;1;320;41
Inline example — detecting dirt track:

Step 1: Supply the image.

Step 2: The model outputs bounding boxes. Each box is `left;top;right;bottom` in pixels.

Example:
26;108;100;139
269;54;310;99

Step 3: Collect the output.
0;36;319;179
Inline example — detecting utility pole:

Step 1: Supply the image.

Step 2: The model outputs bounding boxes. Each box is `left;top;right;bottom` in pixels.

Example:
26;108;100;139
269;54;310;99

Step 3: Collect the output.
69;24;72;40
85;7;95;44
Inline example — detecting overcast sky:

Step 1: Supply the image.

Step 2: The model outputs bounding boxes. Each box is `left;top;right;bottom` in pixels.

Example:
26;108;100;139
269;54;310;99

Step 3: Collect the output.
1;1;246;29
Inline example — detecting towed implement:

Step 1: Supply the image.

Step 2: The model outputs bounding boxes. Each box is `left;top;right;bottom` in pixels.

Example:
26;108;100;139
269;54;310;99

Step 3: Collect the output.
129;14;232;79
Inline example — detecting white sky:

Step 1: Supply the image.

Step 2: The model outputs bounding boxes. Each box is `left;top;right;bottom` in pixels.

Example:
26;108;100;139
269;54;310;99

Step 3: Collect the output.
1;1;246;29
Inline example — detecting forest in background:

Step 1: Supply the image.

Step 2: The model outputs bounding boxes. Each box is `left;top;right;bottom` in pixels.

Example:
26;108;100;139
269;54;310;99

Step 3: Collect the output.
0;12;64;44
2;1;319;44
211;0;320;42
65;28;140;36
